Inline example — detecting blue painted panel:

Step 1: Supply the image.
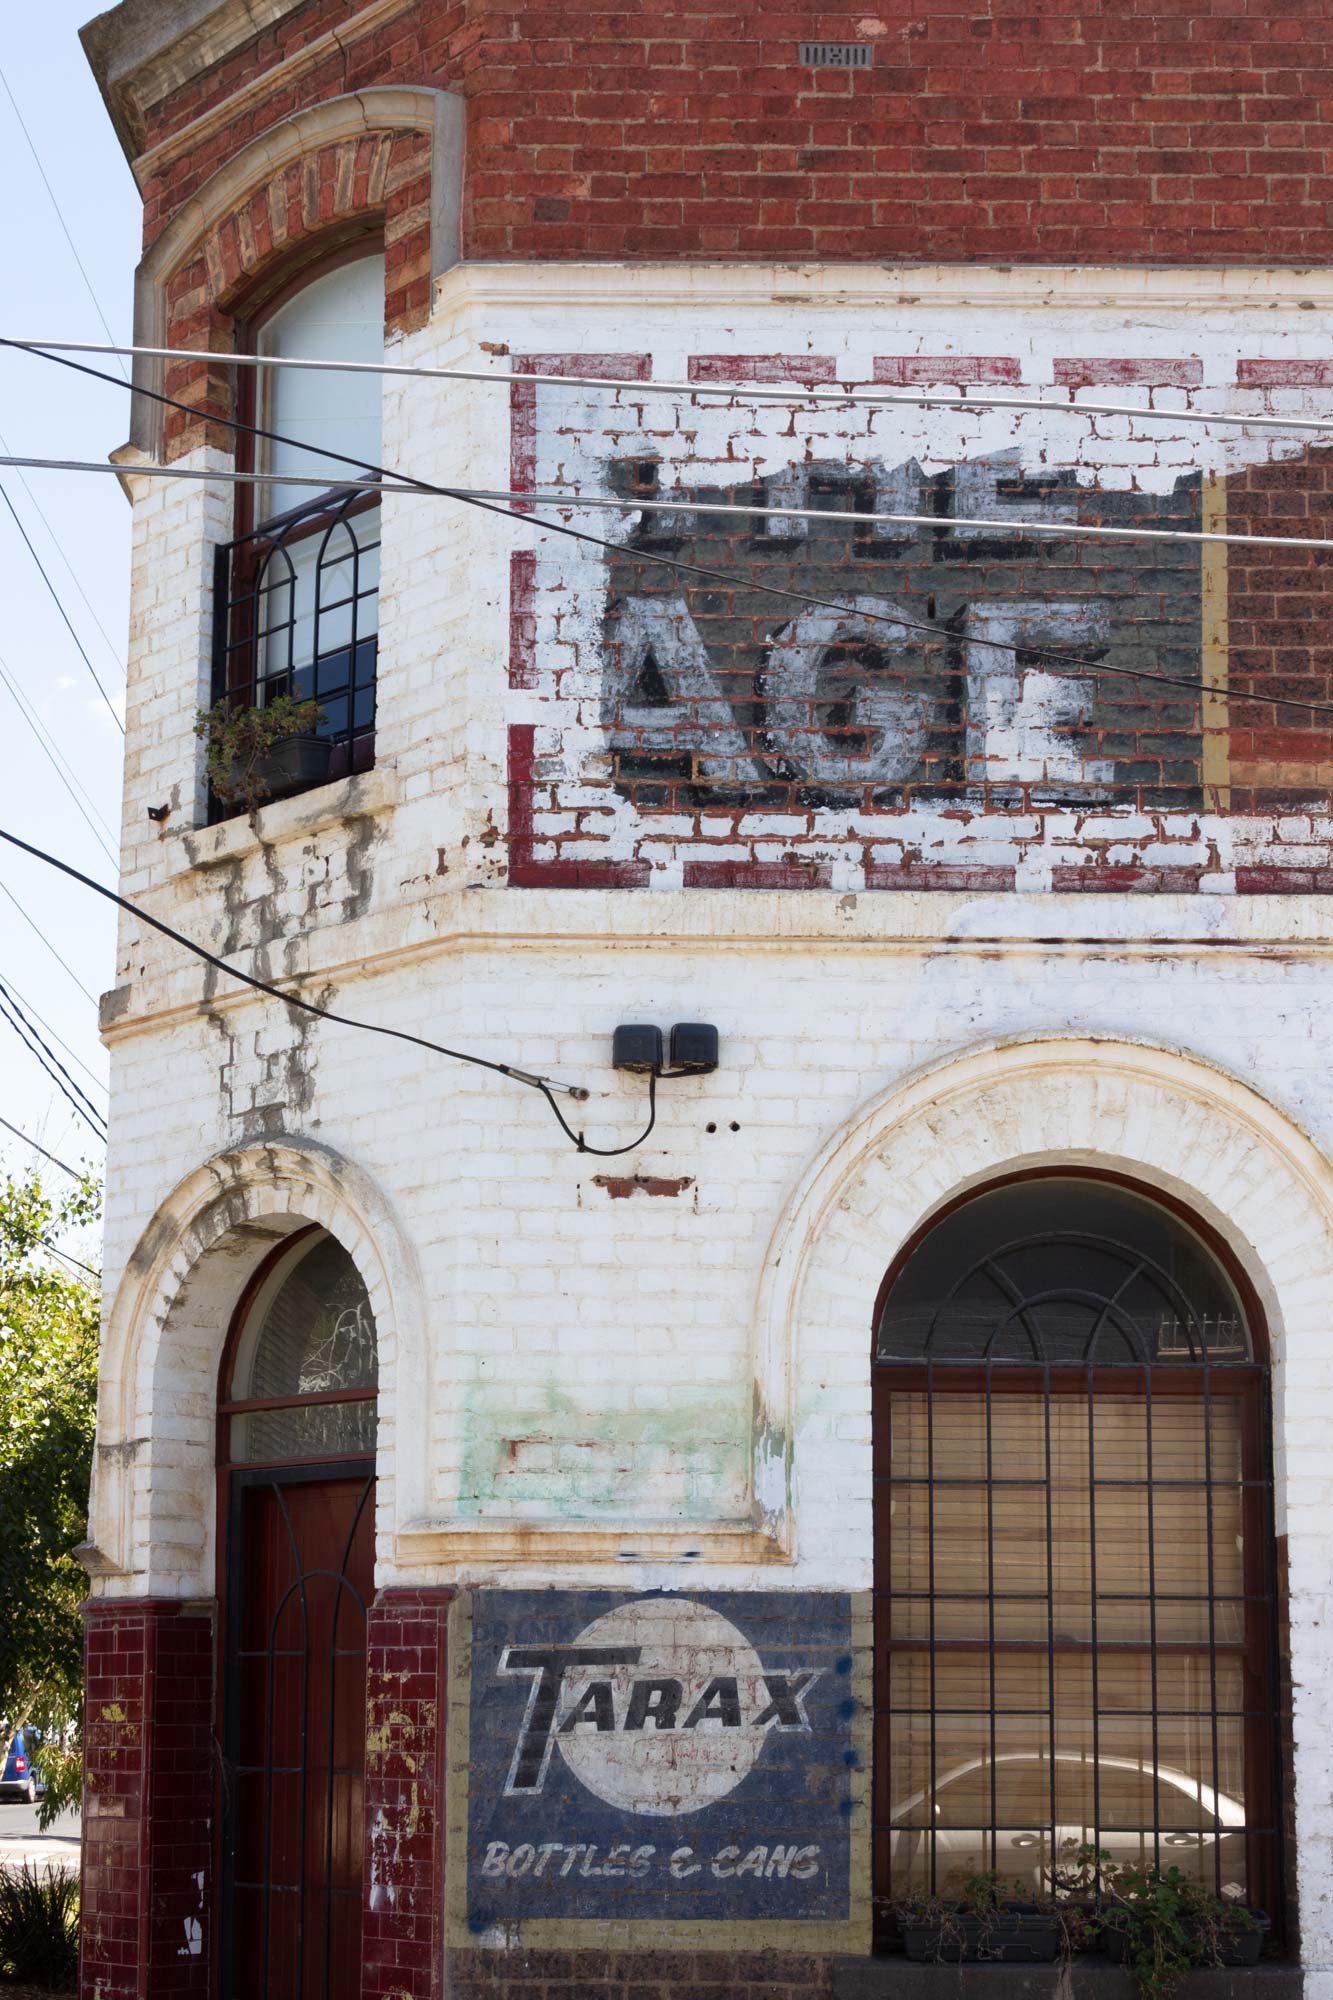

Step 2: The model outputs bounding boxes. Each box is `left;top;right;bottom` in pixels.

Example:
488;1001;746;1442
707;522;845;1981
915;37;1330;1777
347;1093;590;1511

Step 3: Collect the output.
463;1590;857;1931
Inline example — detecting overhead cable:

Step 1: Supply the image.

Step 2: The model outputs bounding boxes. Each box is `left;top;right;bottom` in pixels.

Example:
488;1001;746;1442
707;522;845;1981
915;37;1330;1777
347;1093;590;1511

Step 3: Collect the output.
0;825;669;1159
42;1239;100;1279
0;877;99;1005
0;424;125;669
0;75;130;381
0;482;125;731
0;1113;83;1179
10;334;1333;437
0;651;121;864
19;339;1333;723
0;982;107;1142
0;966;106;1094
6;450;1333;558
0;977;106;1133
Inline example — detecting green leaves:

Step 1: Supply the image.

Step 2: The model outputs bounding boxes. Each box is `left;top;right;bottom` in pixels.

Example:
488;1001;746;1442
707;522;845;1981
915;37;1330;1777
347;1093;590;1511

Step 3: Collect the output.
0;1170;100;1823
195;694;325;810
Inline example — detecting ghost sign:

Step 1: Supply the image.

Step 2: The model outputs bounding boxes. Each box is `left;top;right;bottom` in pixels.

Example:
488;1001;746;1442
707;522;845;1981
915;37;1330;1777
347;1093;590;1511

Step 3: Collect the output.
447;1590;870;1948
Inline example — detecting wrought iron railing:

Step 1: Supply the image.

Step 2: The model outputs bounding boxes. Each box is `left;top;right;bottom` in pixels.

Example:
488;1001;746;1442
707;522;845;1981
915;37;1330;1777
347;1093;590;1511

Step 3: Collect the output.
209;487;380;818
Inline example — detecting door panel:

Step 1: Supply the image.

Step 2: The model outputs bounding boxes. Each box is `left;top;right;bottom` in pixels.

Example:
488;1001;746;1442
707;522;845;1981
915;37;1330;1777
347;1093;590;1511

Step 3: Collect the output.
223;1469;374;2000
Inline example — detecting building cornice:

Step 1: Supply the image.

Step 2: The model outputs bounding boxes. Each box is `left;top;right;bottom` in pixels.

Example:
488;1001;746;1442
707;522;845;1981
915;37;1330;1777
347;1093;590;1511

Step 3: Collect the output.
98;882;1333;1048
433;259;1333;319
81;0;414;171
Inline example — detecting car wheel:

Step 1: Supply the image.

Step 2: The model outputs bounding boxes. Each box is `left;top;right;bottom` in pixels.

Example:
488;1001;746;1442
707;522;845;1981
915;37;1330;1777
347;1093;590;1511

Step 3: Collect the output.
25;1777;37;1805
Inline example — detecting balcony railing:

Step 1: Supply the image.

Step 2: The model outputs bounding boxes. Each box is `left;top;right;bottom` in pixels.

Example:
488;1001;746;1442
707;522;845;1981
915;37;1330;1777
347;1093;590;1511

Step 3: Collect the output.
209;487;380;818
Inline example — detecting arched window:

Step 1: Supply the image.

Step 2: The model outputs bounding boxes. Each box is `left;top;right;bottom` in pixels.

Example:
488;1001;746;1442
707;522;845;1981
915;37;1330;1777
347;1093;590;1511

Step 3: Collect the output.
223;1228;379;1464
872;1175;1279;1927
218;1227;378;2000
212;249;385;813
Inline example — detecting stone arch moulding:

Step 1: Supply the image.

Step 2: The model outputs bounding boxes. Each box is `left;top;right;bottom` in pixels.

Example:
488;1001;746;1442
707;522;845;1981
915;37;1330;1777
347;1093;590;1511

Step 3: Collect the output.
87;1137;428;1598
754;1033;1333;1955
129;86;465;453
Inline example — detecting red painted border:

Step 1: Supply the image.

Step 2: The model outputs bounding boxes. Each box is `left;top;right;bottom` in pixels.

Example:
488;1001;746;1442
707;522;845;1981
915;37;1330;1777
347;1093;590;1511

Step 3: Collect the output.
873;356;1021;385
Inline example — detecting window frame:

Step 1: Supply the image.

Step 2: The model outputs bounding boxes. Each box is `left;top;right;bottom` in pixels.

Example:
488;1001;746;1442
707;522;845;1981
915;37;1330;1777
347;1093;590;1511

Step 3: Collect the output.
870;1168;1284;1946
209;236;387;818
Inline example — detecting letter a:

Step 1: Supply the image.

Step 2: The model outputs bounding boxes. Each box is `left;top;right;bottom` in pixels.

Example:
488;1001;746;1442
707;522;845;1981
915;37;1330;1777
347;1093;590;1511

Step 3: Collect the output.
682;1676;742;1729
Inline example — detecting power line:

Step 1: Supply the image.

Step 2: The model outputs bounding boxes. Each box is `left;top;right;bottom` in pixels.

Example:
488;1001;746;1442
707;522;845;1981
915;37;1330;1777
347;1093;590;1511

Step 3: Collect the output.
0;652;121;864
0;74;129;379
41;1239;99;1280
0;967;106;1095
10;334;1333;437
0;482;125;731
0;425;124;671
0;824;670;1159
19;339;1333;726
0;978;106;1134
0;982;106;1143
0;877;99;1005
0;1113;82;1179
6;449;1333;560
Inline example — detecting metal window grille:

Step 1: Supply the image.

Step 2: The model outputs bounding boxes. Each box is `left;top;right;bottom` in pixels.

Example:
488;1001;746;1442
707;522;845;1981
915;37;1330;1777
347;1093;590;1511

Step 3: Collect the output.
210;488;380;819
872;1177;1281;1940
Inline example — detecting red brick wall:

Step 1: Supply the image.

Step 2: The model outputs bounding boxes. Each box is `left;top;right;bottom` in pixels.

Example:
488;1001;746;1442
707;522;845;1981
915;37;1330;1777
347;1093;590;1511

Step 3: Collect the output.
80;1602;213;2000
1225;444;1333;839
362;1589;453;2000
135;0;1333;271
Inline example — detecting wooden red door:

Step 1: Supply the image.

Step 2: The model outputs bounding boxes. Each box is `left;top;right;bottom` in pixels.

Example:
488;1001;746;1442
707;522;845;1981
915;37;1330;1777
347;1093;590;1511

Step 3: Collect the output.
222;1467;374;2000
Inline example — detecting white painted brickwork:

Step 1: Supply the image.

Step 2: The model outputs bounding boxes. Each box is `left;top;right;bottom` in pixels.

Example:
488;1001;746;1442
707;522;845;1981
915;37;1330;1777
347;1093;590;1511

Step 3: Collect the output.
96;266;1333;1982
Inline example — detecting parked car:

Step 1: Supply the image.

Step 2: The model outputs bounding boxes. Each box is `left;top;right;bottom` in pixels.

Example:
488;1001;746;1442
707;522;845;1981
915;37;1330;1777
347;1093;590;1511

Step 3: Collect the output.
0;1728;45;1804
889;1749;1247;1892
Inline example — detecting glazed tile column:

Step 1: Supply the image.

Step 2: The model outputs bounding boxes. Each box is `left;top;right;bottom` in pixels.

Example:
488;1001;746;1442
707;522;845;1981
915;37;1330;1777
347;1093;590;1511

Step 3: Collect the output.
361;1590;452;2000
80;1601;213;2000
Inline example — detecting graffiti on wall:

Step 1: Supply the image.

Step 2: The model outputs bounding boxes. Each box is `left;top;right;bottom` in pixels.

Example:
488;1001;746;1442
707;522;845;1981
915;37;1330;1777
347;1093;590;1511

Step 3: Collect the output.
448;1590;869;1947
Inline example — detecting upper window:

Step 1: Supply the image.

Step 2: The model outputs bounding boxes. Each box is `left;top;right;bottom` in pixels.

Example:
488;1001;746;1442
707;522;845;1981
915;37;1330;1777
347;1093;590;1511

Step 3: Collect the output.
256;254;385;522
872;1176;1279;1934
223;1230;378;1464
210;251;385;817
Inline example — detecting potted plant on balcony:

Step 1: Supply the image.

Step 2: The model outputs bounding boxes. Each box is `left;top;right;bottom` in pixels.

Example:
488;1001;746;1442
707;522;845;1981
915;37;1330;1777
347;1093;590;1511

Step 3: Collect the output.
196;694;330;811
893;1871;1063;1963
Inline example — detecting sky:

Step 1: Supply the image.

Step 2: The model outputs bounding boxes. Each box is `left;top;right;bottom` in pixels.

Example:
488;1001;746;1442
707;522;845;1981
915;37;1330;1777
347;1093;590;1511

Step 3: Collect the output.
0;3;140;1234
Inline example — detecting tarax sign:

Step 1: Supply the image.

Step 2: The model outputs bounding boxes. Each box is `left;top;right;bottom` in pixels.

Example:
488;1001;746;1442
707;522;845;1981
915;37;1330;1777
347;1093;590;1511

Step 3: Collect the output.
449;1590;868;1947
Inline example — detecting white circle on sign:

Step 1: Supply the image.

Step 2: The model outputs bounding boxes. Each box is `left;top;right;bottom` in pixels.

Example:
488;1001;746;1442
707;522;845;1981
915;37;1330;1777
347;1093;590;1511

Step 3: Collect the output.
555;1597;770;1817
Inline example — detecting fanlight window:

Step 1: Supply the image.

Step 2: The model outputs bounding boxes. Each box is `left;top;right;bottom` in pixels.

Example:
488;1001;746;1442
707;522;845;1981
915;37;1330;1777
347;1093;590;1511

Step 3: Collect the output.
877;1179;1251;1367
226;1232;378;1463
872;1176;1278;1929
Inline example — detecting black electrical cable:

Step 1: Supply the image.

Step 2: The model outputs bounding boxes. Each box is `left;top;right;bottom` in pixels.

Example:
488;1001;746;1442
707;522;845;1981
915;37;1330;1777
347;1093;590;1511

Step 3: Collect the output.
0;651;120;865
0;825;657;1157
0;876;99;1004
0;986;106;1142
0;978;106;1134
0;1112;82;1179
0;483;124;733
12;336;1333;723
41;1238;99;1280
0;965;107;1096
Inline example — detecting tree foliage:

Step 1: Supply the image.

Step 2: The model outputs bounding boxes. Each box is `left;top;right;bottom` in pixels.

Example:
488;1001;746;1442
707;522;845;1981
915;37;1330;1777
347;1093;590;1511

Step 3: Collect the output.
0;1171;100;1822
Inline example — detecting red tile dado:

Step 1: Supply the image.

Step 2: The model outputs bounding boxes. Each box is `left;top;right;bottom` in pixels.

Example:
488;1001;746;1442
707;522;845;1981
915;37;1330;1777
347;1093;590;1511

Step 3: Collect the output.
362;1590;453;2000
81;1601;213;2000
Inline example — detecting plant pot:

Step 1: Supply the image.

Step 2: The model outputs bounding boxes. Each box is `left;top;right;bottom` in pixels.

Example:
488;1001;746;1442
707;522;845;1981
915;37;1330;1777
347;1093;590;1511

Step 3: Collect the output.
899;1907;1062;1964
253;733;333;800
1101;1911;1270;1969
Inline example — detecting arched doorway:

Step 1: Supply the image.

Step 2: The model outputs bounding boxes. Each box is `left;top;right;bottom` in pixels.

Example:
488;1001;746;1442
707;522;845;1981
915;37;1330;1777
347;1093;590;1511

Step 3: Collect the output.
217;1226;378;1999
871;1172;1281;1938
